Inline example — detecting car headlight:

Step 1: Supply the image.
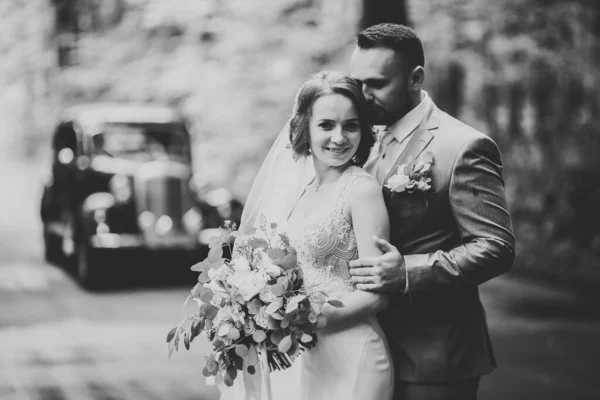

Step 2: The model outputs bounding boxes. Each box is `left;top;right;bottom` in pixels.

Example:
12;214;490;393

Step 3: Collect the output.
182;208;203;233
138;211;155;230
109;174;132;203
155;215;173;236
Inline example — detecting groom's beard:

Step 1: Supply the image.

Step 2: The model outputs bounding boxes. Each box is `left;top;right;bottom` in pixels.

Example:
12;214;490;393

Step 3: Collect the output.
367;103;388;126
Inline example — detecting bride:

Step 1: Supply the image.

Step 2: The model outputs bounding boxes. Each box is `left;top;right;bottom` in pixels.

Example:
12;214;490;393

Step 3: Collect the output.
228;71;394;400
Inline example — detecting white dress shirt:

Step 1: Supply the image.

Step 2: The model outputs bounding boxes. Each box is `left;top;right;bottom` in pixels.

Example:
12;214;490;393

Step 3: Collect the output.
371;91;431;183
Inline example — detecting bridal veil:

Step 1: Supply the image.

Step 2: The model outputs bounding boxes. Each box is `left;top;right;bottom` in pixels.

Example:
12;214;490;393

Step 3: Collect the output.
238;120;314;234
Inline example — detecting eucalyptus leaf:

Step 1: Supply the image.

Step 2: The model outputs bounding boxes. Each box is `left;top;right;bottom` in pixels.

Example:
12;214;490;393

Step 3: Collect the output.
206;358;218;373
285;300;298;314
208;235;223;248
166;327;177;343
190;259;210;272
267;249;286;265
198;272;211;283
327;299;344;308
234;355;244;371
270;330;285;345
200;290;214;303
278;335;292;353
252;330;267;343
235;344;249;358
208;246;224;262
267;316;280;330
270;283;284;297
202;304;218;320
228;328;240;340
281;315;291;329
265;298;283;314
277;276;291;291
301;333;313;343
190;319;203;342
270;311;285;320
223;373;234;387
279;254;297;270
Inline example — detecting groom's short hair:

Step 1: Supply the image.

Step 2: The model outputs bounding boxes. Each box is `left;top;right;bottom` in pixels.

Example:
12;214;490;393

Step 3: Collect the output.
357;23;425;69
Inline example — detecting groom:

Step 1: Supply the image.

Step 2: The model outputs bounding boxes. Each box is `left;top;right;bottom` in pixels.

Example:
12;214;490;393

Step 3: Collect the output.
348;24;515;400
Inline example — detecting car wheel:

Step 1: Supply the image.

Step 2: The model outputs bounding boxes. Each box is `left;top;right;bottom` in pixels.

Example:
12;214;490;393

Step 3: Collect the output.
43;226;62;264
76;236;107;290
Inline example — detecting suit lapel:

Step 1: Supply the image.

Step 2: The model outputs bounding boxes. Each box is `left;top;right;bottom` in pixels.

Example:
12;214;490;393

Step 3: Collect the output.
383;101;440;185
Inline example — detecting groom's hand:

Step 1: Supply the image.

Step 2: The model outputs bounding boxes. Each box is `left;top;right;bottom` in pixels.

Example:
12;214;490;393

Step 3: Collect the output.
348;237;406;293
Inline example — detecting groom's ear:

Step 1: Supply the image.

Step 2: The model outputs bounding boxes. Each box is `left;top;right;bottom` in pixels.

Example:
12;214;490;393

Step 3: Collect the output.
409;66;425;90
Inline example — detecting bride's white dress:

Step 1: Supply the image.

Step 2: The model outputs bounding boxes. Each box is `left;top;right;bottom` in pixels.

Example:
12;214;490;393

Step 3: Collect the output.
269;165;394;400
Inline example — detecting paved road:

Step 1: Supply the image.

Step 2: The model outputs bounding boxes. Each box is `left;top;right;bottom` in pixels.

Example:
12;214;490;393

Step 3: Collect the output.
1;155;599;400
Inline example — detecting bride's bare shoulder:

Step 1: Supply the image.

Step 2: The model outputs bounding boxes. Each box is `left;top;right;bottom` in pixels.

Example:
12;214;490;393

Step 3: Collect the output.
346;169;382;206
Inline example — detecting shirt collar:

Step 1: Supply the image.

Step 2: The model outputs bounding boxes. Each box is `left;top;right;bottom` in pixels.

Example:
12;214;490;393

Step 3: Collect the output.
385;90;430;145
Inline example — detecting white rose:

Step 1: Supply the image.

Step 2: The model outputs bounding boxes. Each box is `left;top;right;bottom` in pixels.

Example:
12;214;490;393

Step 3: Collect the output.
386;167;410;193
228;270;268;301
254;311;270;329
232;257;251;272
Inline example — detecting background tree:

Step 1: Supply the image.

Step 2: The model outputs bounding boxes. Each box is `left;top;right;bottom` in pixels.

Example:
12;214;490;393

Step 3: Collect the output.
361;0;410;28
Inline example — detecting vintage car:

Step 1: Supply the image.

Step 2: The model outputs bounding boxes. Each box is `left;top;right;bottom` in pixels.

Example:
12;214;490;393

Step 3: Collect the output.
40;103;243;289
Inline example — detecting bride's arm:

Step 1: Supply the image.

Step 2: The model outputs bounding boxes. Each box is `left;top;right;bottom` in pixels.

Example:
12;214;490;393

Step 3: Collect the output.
315;176;391;332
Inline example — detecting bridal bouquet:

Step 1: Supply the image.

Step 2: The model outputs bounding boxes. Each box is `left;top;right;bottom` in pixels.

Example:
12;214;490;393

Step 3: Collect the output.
167;218;342;387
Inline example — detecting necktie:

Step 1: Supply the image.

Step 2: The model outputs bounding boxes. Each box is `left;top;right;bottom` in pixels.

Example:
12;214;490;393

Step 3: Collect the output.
369;127;394;184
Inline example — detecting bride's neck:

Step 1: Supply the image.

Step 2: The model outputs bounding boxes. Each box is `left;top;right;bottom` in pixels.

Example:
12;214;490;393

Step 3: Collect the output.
312;158;347;187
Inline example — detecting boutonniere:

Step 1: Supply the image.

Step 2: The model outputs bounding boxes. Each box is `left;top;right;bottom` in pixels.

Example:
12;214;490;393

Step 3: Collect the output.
385;152;434;194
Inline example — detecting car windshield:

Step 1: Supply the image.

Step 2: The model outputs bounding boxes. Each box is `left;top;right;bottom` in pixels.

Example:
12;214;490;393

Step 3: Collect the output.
90;123;189;162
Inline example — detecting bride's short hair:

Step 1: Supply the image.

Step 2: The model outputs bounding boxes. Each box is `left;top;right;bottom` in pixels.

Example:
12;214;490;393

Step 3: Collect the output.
289;71;375;166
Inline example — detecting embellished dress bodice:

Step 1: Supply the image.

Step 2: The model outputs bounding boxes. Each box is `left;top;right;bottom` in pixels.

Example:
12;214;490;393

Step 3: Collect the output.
286;166;372;299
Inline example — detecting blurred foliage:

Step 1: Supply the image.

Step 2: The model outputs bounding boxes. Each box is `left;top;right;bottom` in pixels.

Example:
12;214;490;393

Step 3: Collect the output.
413;0;600;281
2;0;599;280
1;0;360;194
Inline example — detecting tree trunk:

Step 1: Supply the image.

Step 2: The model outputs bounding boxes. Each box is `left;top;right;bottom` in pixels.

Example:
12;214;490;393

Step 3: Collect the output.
361;0;410;29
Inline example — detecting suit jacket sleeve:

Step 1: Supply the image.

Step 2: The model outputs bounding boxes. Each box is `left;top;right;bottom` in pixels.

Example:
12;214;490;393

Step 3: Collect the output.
403;135;515;296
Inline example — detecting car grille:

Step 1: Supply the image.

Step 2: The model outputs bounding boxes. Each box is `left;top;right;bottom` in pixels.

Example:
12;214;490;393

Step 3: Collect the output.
134;161;192;234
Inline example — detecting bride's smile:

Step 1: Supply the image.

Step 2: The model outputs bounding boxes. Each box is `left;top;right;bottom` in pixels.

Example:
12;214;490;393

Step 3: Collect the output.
309;93;361;172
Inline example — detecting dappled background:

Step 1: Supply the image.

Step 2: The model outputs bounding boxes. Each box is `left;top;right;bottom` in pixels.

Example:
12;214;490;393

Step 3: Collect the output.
3;0;599;282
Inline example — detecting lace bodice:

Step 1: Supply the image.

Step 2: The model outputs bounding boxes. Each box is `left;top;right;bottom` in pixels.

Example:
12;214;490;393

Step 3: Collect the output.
286;166;372;299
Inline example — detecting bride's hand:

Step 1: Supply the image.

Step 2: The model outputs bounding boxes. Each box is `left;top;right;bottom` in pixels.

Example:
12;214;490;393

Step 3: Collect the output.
348;237;407;293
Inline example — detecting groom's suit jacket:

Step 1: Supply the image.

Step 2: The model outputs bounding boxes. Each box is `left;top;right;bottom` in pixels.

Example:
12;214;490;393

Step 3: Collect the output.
368;99;515;383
